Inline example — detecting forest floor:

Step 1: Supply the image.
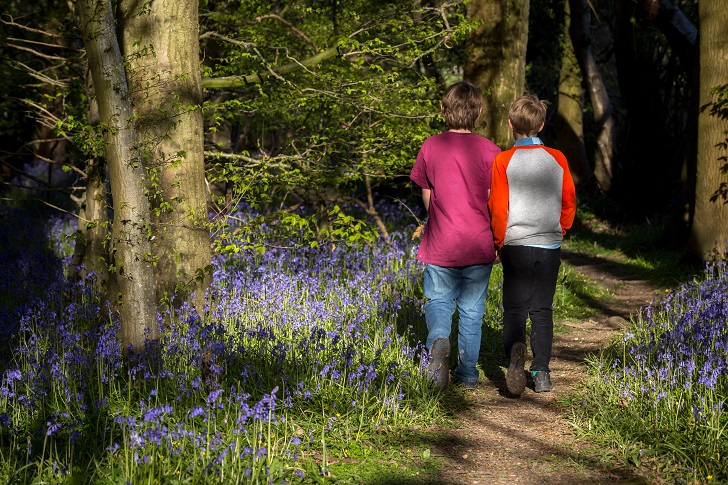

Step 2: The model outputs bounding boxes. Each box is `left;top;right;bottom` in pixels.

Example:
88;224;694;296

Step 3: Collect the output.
411;246;664;484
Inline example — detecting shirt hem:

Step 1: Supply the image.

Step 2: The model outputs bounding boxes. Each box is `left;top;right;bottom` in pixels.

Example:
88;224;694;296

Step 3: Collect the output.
416;257;496;267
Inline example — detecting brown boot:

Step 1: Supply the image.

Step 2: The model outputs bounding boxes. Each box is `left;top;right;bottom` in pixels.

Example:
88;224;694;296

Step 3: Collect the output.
506;342;527;395
426;338;450;390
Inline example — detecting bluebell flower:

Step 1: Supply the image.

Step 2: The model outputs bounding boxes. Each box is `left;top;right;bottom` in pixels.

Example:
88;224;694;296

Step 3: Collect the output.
46;420;62;436
188;406;206;419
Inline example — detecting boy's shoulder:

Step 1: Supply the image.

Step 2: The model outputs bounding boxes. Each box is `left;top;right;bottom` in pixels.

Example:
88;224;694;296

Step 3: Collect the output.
496;143;566;162
506;143;566;157
425;131;500;149
540;145;569;164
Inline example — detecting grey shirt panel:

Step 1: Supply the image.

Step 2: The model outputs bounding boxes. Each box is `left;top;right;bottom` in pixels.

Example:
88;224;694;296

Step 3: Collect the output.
504;148;565;247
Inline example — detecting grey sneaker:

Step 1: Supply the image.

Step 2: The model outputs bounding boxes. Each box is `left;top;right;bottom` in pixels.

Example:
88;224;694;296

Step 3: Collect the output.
506;342;527;395
454;378;478;390
532;370;552;392
426;338;450;390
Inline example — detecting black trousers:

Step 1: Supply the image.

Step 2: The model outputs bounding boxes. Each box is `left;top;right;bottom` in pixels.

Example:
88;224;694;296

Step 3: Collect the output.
501;245;561;372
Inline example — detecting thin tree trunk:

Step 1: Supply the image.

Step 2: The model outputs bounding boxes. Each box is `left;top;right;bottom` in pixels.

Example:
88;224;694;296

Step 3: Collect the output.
553;0;591;188
348;174;391;246
569;0;617;194
633;0;698;228
68;157;109;285
119;0;211;312
465;0;530;149
77;0;158;351
69;74;110;290
687;0;728;262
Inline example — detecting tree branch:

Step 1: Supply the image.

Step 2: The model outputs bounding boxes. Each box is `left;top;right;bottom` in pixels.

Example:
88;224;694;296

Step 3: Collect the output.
255;13;319;51
201;46;343;89
8;60;69;87
203;150;296;169
0;16;66;38
6;43;67;61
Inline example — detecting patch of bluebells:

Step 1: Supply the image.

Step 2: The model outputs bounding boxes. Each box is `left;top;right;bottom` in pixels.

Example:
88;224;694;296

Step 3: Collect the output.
615;261;728;401
0;201;437;482
596;259;728;477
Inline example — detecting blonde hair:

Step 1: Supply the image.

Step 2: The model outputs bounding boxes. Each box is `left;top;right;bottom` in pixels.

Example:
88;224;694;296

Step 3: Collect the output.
441;82;482;130
509;94;547;137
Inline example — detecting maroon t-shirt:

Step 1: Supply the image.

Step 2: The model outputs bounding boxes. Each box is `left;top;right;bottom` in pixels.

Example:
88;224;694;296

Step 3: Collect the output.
410;131;500;266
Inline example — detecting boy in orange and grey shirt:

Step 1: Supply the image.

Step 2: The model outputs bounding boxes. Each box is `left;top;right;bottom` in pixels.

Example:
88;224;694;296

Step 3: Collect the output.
488;94;576;395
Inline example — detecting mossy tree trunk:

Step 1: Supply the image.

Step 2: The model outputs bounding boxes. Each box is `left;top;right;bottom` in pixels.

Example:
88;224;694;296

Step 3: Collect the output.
553;0;591;188
119;0;212;312
569;0;617;194
77;0;158;352
465;0;530;149
687;0;728;262
69;76;111;290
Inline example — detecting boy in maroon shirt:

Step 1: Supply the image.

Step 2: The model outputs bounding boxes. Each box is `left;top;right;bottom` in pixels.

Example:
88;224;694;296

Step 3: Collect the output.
410;81;501;390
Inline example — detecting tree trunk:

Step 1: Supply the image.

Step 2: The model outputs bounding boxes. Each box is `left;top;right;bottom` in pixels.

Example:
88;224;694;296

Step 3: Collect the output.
68;156;110;287
569;0;617;194
614;0;698;216
119;0;212;312
465;0;530;149
553;0;591;188
687;0;728;262
77;0;158;351
69;74;110;290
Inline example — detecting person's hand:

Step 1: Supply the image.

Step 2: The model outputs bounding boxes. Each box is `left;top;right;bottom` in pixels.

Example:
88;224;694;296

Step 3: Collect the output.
494;250;501;265
411;224;425;240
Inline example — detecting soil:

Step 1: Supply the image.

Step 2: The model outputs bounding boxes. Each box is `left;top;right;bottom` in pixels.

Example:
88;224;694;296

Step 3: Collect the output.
422;247;662;485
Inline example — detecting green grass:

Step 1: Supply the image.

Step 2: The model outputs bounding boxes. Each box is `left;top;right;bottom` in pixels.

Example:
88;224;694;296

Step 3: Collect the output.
554;263;611;322
565;206;698;287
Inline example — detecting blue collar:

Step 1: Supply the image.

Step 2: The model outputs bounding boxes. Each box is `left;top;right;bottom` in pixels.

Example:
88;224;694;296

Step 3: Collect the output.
514;137;543;147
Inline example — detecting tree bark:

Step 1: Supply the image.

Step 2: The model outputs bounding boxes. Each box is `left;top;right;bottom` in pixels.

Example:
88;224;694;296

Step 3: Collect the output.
465;0;530;149
119;0;212;311
69;73;110;289
553;0;591;188
77;0;158;351
569;0;617;194
68;156;110;287
687;0;728;262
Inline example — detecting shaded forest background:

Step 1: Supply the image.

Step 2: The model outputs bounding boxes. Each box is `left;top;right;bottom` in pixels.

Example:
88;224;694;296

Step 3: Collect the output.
1;0;726;346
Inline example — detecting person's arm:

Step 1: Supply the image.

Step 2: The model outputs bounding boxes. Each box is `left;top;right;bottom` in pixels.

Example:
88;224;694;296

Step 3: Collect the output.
422;188;431;213
488;154;509;250
559;156;577;234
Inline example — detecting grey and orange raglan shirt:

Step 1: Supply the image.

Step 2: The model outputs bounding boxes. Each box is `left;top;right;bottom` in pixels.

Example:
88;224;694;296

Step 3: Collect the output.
488;139;577;250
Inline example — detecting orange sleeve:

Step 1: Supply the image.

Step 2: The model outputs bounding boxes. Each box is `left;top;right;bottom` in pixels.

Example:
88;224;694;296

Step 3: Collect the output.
488;151;511;249
558;152;577;234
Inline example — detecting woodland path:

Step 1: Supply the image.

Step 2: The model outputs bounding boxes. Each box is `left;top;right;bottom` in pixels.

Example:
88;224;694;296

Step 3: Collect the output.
418;247;662;485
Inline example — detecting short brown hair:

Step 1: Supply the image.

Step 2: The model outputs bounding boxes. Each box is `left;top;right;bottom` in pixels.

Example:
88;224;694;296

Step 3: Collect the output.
441;81;482;130
509;94;547;137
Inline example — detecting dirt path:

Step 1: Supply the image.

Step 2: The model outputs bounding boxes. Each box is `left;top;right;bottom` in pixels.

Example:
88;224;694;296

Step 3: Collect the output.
425;248;661;484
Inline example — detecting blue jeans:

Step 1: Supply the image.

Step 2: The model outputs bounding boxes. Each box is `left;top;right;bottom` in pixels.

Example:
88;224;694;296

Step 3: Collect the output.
424;263;493;383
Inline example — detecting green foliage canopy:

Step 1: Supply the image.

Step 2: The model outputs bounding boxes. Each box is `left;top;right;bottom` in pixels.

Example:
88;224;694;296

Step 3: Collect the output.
200;0;472;228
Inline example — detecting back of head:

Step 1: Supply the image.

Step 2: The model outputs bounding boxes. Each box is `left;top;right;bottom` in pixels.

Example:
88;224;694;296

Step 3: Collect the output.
509;94;547;137
441;81;482;130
